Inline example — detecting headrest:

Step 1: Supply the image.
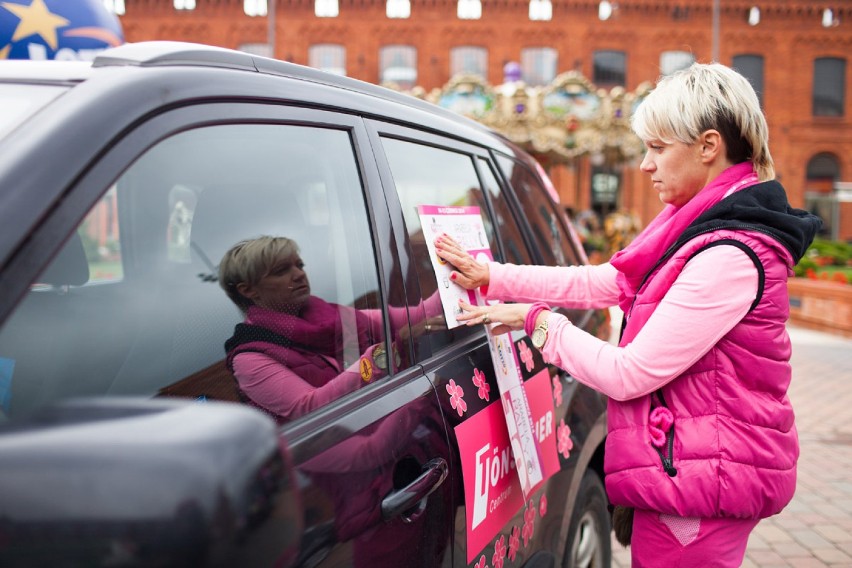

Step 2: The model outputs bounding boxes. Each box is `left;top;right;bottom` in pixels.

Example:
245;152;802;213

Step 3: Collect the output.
38;232;90;287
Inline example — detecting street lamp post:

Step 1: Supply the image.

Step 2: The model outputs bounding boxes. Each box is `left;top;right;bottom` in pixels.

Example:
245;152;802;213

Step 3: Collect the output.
267;0;276;59
711;0;719;62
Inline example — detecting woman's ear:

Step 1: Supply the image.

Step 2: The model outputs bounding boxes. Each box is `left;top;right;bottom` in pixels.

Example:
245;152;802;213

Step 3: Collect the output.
235;282;257;301
699;129;725;163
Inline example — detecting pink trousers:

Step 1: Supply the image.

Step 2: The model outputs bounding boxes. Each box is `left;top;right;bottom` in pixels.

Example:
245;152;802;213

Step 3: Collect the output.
630;509;759;567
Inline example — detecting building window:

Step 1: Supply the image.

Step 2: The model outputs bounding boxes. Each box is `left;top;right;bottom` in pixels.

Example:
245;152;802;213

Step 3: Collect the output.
521;47;557;86
591;166;620;217
315;0;339;17
244;0;267;16
174;0;195;10
103;0;126;15
529;0;552;21
457;0;481;20
805;152;841;238
813;57;846;117
239;43;272;57
386;0;410;18
309;44;346;76
593;50;626;88
733;54;764;106
380;45;417;89
450;46;487;78
660;50;694;75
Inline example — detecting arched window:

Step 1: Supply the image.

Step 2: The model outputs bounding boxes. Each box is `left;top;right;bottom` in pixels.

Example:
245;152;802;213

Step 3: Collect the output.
733;54;764;106
660;50;694;76
457;0;481;20
813;57;846;116
450;46;487;79
521;47;557;86
805;153;841;238
593;50;626;88
315;0;339;17
309;44;346;76
386;0;410;18
380;45;417;89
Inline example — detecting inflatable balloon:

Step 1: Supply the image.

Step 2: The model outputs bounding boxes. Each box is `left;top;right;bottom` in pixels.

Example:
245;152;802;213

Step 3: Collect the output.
0;0;123;61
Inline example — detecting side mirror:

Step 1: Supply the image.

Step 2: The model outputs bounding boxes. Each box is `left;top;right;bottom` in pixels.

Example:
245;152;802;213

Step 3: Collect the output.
0;397;301;567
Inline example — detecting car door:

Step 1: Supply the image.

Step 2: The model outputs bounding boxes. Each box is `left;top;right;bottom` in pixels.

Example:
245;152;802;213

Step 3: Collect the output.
365;120;596;567
0;101;454;566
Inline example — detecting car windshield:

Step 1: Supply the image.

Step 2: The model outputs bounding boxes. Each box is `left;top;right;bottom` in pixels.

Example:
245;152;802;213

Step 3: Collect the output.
0;84;68;140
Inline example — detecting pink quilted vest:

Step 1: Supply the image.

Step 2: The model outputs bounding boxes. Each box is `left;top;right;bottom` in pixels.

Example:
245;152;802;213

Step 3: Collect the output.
605;229;798;519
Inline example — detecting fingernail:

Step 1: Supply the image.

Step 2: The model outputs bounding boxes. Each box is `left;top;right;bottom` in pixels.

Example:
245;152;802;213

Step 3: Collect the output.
450;273;457;280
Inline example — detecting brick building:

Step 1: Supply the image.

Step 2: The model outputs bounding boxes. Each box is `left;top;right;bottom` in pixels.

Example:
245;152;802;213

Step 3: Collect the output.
114;0;851;239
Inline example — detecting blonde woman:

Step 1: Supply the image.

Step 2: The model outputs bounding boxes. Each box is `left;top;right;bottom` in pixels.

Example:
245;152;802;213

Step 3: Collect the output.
436;63;821;567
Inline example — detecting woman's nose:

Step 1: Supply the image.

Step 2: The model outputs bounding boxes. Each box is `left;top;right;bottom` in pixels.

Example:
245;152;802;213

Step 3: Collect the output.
639;152;654;173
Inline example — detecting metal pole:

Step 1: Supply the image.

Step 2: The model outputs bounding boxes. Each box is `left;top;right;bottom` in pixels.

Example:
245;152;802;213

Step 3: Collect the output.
712;0;720;62
267;0;276;59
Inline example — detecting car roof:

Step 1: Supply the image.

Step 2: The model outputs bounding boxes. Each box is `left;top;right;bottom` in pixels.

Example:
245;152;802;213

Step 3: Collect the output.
0;41;505;144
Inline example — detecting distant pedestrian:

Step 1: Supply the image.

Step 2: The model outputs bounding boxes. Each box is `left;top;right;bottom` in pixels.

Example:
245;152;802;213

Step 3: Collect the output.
436;62;822;567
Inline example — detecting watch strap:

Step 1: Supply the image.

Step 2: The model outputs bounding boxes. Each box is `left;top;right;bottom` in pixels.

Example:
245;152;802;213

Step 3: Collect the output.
525;302;550;337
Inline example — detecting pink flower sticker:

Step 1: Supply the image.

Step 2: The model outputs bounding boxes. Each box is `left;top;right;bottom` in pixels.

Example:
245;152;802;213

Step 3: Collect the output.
557;419;574;459
508;526;521;561
539;495;548;517
518;341;535;372
492;534;507;568
475;555;488;568
522;500;536;546
446;379;467;417
472;368;490;401
552;376;563;406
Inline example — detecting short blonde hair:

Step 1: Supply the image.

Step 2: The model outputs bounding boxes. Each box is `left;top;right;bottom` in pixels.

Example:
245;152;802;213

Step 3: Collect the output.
219;236;299;310
631;63;775;181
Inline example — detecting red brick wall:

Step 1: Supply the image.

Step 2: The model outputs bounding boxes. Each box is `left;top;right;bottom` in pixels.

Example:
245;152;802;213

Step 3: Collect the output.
118;0;852;236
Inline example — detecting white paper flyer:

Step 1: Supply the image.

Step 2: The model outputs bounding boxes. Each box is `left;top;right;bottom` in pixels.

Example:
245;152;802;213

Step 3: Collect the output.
418;204;544;498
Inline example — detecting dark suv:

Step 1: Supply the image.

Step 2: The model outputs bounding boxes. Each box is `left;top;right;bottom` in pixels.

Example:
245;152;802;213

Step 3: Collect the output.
0;42;610;568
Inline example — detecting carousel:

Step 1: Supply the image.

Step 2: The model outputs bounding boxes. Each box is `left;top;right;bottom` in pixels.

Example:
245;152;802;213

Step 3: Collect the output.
399;63;652;259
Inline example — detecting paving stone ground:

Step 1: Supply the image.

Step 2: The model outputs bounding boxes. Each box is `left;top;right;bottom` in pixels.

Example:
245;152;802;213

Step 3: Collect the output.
608;320;852;567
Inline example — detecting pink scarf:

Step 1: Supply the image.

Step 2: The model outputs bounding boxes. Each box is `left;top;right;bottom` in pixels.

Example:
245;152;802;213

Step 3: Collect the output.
610;162;759;311
245;297;372;358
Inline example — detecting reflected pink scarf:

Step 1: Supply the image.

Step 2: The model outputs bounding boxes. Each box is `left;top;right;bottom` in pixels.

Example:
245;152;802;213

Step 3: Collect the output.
609;163;759;311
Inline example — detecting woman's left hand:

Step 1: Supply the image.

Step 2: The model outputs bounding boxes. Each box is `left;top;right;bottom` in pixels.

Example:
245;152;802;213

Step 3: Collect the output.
457;299;530;335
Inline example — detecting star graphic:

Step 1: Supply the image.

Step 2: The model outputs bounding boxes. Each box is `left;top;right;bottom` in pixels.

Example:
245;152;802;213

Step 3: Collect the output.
2;0;70;51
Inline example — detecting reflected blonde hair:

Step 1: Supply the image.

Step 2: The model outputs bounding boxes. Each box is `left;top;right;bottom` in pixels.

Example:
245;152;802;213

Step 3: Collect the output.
631;63;775;181
219;236;299;311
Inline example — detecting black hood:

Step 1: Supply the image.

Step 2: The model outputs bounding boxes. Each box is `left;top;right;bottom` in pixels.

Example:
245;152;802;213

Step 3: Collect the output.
677;180;822;265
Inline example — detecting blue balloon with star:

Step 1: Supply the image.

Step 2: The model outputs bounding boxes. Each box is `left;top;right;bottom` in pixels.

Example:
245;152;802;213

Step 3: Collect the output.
0;0;124;61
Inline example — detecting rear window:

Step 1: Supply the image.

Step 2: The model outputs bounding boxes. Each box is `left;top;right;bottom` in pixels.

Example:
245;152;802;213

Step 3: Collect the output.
0;84;68;139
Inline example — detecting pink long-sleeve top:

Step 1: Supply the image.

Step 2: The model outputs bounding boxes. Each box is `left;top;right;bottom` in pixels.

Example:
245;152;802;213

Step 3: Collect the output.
486;246;759;402
232;294;443;420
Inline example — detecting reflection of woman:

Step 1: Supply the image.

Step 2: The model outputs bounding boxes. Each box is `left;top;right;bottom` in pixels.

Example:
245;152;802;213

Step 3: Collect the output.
437;64;822;566
219;236;389;422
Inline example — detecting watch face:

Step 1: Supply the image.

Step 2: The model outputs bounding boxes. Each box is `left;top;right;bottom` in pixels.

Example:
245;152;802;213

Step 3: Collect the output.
373;349;388;370
532;328;546;349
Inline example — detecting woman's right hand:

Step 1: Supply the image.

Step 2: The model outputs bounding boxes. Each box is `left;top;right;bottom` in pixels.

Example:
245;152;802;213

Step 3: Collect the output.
434;234;490;290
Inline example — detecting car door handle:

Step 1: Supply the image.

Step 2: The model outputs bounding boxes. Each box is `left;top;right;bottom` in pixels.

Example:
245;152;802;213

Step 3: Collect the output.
381;457;448;522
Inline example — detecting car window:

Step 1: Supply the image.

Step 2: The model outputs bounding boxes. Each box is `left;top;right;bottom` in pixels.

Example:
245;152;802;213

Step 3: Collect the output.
496;155;581;267
381;136;498;357
476;157;534;265
0;123;388;423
